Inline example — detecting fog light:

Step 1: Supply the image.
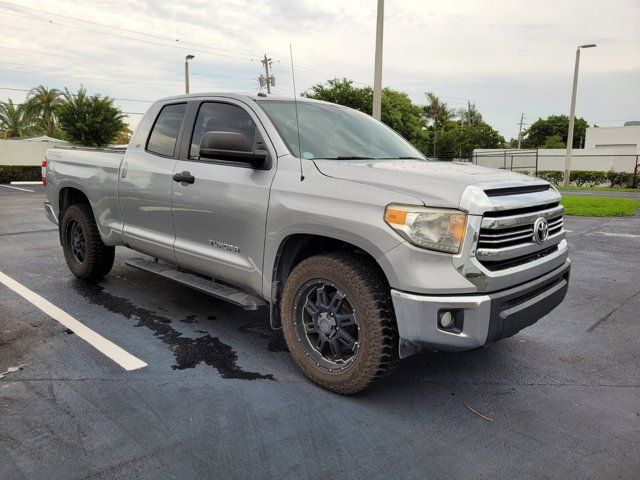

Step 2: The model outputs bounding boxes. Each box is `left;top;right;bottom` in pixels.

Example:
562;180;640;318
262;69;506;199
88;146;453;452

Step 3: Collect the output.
439;311;454;329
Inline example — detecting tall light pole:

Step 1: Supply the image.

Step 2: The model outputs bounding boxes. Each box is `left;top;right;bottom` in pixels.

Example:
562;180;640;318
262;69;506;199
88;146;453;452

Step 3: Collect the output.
184;55;195;94
563;44;596;186
372;0;384;120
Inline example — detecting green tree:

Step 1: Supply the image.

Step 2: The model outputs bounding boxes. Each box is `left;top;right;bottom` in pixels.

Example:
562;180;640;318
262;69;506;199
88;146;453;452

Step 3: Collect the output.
57;87;125;146
541;134;566;149
113;125;133;145
433;124;505;159
0;99;32;138
380;89;429;151
523;115;588;148
24;85;62;137
423;92;454;129
457;103;483;126
303;78;372;113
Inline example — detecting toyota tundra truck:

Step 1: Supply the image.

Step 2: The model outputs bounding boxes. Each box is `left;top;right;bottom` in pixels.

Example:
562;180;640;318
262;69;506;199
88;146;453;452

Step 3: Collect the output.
43;93;570;394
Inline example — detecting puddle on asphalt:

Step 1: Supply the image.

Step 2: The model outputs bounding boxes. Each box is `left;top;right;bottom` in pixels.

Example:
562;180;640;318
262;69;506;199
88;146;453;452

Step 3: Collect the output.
71;280;274;381
238;324;288;353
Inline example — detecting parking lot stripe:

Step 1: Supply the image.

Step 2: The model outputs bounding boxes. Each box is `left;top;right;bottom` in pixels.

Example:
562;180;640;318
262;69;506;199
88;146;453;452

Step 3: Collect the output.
593;231;640;239
0;184;34;192
0;271;148;371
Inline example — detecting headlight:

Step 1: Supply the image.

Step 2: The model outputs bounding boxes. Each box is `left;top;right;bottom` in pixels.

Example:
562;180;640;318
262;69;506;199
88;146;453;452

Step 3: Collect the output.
384;204;467;253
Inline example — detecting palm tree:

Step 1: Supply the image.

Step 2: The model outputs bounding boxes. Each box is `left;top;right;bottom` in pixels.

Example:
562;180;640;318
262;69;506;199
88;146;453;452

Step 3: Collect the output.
0;100;31;138
424;92;453;129
24;85;62;136
458;103;484;126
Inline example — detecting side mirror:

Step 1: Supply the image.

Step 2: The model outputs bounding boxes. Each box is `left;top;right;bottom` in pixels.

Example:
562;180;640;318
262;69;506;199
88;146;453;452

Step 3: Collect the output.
199;131;267;167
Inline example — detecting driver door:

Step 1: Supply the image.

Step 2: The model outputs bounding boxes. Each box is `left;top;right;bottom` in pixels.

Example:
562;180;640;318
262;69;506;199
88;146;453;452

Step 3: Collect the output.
171;99;275;294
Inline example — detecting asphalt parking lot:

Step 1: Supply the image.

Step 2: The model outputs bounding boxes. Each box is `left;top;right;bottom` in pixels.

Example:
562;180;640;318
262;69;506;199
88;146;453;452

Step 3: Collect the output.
1;184;639;479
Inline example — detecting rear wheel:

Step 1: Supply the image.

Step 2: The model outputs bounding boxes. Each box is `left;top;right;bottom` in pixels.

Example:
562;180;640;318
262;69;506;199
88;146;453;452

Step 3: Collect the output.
61;204;115;280
281;252;398;394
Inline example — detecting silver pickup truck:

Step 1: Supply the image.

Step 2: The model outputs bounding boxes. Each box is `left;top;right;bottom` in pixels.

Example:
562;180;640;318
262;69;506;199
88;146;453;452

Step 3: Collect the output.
44;93;570;394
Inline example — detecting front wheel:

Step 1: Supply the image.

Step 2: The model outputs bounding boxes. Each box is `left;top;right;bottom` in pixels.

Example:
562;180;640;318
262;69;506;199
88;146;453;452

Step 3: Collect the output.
61;204;115;280
281;252;398;394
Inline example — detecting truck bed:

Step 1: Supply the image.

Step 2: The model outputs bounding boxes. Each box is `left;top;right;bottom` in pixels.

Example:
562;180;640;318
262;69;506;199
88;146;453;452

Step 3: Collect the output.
45;145;126;245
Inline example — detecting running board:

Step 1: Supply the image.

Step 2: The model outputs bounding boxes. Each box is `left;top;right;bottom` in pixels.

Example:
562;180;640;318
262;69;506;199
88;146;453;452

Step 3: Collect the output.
125;258;266;310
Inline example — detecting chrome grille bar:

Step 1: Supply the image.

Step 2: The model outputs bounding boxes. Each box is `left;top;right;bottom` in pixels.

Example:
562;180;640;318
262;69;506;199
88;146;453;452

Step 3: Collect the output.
476;201;565;270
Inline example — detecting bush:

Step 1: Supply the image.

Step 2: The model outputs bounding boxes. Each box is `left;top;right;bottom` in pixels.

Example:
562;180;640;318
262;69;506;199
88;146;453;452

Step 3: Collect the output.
570;170;608;187
534;169;637;188
0;165;41;183
537;170;564;185
606;170;635;188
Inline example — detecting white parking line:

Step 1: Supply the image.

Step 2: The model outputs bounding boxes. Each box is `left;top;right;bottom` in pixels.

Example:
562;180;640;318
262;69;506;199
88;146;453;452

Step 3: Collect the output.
0;184;34;192
0;271;147;371
593;231;640;239
10;181;42;185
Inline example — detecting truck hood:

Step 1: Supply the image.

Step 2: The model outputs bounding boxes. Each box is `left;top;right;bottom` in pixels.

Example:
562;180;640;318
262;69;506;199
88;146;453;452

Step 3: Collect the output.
313;159;544;208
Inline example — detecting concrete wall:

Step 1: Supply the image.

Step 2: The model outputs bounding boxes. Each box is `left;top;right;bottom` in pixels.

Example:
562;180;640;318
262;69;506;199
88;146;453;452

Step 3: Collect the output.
473;148;639;173
0;140;63;166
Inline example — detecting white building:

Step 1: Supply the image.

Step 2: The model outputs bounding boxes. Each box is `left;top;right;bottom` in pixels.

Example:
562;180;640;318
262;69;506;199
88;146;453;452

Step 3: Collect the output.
584;125;640;153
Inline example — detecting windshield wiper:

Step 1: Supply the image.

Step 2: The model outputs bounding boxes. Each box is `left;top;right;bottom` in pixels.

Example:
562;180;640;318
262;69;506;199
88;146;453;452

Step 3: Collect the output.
385;156;425;160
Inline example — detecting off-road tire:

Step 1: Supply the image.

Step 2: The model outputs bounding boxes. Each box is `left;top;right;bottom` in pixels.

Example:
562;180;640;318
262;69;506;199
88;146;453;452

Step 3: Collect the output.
281;252;398;394
61;204;115;280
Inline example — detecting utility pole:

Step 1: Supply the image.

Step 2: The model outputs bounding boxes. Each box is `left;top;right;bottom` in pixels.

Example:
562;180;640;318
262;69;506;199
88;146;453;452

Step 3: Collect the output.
372;0;384;120
517;113;526;149
467;100;472;126
564;44;596;186
184;55;194;94
260;54;275;93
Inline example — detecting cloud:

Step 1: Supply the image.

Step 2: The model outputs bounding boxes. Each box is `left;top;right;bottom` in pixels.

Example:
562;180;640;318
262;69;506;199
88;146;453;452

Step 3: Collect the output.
1;0;638;137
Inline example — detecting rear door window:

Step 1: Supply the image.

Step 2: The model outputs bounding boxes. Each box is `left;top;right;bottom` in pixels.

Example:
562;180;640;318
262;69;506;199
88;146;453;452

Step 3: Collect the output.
146;103;186;157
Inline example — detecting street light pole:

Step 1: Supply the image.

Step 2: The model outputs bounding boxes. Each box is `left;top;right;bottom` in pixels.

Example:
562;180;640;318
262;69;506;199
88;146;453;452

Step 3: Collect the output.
372;0;384;120
184;55;195;94
563;44;596;186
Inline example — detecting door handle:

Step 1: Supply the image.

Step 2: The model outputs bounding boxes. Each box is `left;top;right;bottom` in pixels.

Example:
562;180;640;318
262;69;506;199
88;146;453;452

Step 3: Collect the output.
173;171;195;184
120;161;128;178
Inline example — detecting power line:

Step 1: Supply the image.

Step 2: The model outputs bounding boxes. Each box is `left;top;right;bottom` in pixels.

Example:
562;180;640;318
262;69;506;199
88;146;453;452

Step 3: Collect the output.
0;60;262;87
2;47;260;81
2;47;262;79
0;86;154;103
0;0;262;58
1;7;368;89
0;67;258;89
0;10;257;63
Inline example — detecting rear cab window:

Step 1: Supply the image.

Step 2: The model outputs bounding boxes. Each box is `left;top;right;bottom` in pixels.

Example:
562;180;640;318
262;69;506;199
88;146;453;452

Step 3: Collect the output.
146;103;187;157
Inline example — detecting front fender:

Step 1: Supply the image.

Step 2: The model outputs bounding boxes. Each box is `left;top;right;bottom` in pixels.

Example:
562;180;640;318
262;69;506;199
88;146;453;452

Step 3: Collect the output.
262;162;422;300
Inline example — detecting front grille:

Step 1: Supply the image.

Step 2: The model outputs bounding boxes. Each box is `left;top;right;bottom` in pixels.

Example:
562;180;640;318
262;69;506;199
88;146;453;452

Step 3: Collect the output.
476;201;564;271
479;245;559;271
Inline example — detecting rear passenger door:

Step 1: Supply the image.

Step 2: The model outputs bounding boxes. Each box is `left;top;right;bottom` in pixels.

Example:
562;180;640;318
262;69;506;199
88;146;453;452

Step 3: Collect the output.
119;102;187;262
171;99;276;294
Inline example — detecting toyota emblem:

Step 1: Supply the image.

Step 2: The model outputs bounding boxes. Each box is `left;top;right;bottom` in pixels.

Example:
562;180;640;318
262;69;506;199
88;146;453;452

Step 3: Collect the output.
532;217;549;244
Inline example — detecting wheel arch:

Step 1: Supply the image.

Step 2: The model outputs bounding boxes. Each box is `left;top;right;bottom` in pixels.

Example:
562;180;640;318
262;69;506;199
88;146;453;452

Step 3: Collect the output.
58;187;92;245
268;233;391;329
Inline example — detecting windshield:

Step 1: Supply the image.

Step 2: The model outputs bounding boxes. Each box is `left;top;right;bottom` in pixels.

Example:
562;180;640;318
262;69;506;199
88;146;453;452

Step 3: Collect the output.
257;100;426;160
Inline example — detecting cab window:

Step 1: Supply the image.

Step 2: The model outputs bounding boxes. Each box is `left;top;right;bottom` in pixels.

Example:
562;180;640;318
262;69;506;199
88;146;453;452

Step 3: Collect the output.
190;102;261;159
146;103;186;157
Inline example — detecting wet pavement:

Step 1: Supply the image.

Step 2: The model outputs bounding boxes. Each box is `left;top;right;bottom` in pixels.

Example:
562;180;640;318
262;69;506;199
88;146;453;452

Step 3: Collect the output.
1;185;639;479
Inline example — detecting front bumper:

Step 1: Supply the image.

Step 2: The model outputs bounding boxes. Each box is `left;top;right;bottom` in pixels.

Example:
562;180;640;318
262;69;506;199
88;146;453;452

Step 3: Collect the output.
391;260;571;358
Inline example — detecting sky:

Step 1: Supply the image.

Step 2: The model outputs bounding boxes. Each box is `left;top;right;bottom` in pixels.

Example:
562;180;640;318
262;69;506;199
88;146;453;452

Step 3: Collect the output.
1;0;639;140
